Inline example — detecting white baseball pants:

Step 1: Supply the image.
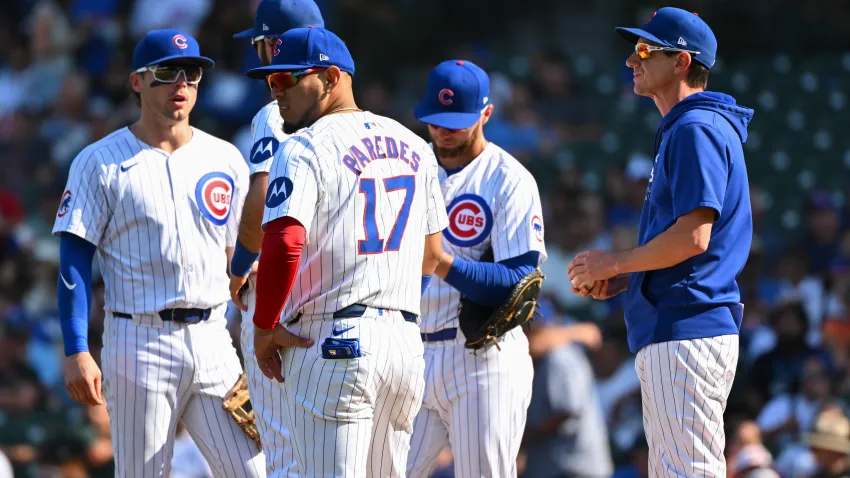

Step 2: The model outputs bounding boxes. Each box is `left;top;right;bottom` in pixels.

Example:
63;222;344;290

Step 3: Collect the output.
635;334;739;477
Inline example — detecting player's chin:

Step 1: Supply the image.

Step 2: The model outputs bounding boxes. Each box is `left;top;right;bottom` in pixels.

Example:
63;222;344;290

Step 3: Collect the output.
279;106;300;124
164;103;191;119
632;82;650;96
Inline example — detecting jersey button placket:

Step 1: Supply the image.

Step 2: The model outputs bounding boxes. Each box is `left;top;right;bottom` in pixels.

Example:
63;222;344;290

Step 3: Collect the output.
167;154;191;303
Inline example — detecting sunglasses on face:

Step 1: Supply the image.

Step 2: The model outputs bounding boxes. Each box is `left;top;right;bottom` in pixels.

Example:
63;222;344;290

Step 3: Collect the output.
635;42;701;60
251;35;278;46
134;65;203;85
266;68;326;91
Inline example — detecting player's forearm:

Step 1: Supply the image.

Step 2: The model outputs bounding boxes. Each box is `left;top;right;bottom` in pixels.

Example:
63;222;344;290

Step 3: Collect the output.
253;216;305;330
614;217;712;275
238;173;269;253
57;233;96;357
441;251;540;307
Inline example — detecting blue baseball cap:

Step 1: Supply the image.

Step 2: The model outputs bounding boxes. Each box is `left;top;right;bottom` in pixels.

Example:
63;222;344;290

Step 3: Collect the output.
615;7;717;70
246;27;354;78
131;29;214;71
233;0;324;39
414;60;490;130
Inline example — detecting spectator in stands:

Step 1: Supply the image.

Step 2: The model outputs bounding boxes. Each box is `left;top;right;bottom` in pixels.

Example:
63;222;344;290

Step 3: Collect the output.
749;301;832;408
758;355;844;451
523;312;613;478
805;191;843;277
804;405;850;477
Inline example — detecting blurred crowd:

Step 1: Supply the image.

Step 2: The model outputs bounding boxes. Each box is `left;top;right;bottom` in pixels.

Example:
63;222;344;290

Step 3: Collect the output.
2;0;850;477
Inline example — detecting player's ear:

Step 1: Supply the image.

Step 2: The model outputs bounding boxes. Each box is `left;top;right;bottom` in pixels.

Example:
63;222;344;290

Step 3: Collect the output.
325;66;341;89
674;51;693;76
481;104;495;125
129;72;143;94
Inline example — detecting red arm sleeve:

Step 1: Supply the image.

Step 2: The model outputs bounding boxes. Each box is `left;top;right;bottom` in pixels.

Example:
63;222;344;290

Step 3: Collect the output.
253;216;306;330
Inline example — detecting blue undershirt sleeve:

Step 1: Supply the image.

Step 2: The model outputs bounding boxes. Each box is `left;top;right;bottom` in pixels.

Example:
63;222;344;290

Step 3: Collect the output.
421;275;433;296
57;232;96;357
443;251;540;307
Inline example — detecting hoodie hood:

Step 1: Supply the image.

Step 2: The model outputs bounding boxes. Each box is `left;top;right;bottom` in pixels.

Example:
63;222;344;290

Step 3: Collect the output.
658;91;754;147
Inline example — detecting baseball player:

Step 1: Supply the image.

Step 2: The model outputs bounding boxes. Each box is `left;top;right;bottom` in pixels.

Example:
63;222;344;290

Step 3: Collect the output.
243;27;448;477
230;1;324;476
406;60;548;478
568;7;754;476
53;30;264;477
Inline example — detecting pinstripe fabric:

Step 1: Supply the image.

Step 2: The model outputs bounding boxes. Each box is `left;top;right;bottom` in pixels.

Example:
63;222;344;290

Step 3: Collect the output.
55;125;260;476
262;111;448;320
635;334;739;477
242;291;298;478
419;142;547;334
101;306;264;477
409;142;542;477
51;127;249;314
406;328;534;478
248;101;287;176
280;311;425;477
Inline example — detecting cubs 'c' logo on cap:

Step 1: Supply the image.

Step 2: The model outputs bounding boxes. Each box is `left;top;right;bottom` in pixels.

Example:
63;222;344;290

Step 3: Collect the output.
265;176;294;208
439;89;454;106
173;34;188;49
531;215;544;242
57;190;72;218
250;137;280;164
444;194;493;247
195;172;234;226
273;39;282;56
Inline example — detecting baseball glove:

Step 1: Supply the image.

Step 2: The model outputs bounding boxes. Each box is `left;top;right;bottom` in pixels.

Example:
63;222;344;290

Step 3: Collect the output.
457;249;545;351
222;373;261;447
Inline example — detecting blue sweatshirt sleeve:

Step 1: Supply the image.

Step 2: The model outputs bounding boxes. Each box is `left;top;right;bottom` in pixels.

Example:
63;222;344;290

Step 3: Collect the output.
57;233;96;357
668;123;729;219
443;251;540;307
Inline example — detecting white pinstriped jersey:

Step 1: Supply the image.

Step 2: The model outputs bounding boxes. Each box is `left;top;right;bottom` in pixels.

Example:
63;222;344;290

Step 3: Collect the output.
52;126;249;314
420;142;547;333
248;101;287;176
262;111;449;320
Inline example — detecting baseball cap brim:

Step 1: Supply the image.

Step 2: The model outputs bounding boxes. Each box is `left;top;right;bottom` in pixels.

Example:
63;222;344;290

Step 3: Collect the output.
140;54;215;70
233;28;258;39
615;27;674;47
415;110;481;130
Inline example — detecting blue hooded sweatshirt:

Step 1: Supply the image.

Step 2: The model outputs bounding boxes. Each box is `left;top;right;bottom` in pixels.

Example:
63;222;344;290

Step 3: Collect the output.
622;91;755;354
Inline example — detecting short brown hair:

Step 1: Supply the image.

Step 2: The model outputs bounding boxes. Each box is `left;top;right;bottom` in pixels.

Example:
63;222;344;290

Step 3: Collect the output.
665;51;710;89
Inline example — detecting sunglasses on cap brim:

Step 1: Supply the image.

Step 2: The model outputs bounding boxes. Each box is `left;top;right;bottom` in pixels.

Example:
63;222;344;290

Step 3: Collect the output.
133;64;204;85
266;68;327;90
635;42;701;59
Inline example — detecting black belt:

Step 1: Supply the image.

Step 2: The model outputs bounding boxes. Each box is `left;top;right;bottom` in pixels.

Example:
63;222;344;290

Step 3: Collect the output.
333;304;418;323
420;328;457;343
290;304;418;324
112;308;212;324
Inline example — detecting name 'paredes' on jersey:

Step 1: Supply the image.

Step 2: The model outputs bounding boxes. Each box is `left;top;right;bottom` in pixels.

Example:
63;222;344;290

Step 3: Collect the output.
341;131;421;176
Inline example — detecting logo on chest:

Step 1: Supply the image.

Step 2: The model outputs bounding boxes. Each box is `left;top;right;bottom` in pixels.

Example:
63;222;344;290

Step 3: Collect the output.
195;172;234;226
444;194;493;247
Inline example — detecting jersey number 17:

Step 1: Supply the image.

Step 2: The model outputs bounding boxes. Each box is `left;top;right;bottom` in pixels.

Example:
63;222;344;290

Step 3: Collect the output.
358;175;414;255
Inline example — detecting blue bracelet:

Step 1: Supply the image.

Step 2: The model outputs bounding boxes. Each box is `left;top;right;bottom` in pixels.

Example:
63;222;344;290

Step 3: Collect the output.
231;241;260;277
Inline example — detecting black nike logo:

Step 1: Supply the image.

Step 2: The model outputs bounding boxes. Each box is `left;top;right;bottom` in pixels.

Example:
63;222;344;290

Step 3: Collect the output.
331;326;355;336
